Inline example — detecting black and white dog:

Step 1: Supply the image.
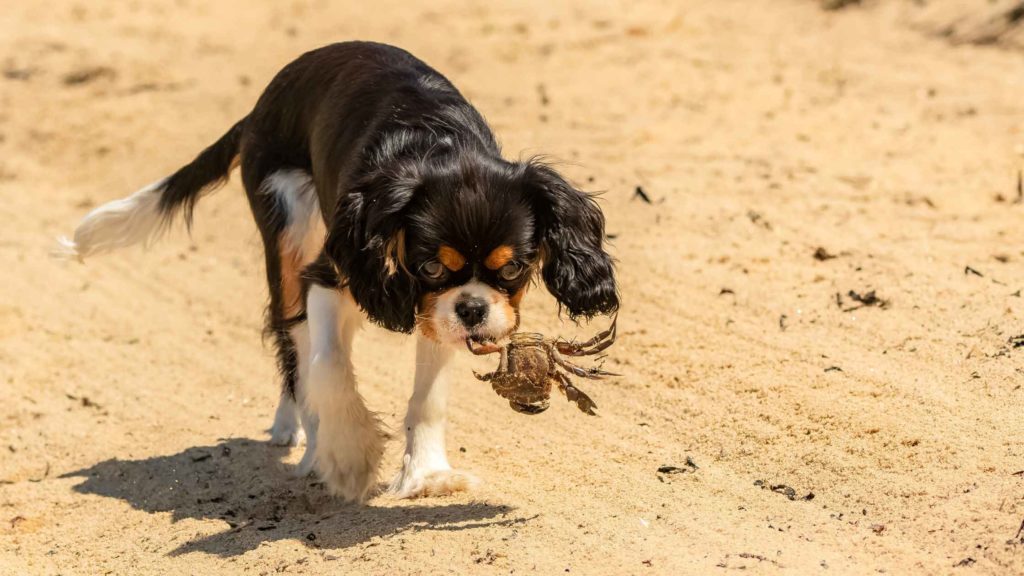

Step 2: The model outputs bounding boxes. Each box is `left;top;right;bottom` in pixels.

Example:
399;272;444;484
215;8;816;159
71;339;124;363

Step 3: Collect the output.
60;42;618;501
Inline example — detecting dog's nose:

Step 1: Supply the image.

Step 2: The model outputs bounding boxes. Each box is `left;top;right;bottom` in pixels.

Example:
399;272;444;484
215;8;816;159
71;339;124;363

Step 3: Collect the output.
455;297;488;327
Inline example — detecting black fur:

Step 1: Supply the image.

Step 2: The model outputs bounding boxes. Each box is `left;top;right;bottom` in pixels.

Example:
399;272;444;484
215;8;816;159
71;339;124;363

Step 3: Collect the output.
524;161;619;319
402;155;539;305
325;160;421;332
157;118;247;229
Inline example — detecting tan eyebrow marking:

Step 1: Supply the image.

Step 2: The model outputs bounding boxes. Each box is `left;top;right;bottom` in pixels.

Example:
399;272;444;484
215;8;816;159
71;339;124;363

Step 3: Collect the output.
484;245;514;270
437;245;466;271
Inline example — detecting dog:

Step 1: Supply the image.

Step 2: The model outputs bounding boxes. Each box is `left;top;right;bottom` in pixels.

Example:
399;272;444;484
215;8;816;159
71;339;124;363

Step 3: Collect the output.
58;41;619;502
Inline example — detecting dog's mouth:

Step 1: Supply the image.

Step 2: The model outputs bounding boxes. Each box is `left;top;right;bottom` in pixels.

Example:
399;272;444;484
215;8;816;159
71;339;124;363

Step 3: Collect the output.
465;334;507;356
465;334;497;352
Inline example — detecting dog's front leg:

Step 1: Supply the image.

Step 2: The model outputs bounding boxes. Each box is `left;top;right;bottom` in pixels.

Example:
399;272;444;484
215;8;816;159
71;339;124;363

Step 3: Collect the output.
389;335;477;498
303;285;385;503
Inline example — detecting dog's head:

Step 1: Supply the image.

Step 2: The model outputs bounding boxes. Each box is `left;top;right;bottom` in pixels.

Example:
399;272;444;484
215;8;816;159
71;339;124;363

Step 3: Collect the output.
326;152;618;345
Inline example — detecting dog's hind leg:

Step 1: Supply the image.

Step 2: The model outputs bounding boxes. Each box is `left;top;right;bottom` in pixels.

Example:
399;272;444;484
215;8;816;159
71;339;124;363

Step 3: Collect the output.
241;164;325;447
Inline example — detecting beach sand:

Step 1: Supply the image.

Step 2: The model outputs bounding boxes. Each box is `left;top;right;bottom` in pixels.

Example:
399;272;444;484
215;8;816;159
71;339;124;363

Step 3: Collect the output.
1;1;1023;573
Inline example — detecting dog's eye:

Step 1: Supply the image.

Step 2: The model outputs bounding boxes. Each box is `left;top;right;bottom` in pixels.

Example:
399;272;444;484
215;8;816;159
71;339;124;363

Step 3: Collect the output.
420;260;446;280
498;262;523;281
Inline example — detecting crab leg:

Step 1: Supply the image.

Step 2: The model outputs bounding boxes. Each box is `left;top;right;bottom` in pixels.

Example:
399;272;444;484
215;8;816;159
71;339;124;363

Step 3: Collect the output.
555;372;598;415
555;315;617;356
470;343;507;383
555;335;616;357
551;350;618;379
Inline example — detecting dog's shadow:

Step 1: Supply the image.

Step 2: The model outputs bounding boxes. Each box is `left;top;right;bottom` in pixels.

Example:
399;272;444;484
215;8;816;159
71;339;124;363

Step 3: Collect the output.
61;438;520;557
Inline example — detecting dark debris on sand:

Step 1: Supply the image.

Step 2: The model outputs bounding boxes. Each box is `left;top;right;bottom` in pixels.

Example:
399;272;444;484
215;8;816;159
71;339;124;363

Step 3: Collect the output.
836;290;889;312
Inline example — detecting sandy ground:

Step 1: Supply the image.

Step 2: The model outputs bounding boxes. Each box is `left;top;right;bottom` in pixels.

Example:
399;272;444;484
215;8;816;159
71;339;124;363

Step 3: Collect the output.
2;0;1024;574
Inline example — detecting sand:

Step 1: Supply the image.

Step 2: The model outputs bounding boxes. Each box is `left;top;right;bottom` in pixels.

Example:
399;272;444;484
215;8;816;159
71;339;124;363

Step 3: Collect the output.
2;0;1023;574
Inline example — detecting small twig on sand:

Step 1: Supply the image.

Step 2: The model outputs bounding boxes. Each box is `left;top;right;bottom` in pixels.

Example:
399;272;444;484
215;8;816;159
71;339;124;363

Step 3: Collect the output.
633;186;652;204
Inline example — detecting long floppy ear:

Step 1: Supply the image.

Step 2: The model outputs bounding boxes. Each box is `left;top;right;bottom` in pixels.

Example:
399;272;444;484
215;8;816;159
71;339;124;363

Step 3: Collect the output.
524;160;619;319
324;168;419;333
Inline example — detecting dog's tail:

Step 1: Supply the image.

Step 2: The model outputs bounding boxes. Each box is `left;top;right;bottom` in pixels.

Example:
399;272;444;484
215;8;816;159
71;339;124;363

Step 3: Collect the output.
56;117;247;260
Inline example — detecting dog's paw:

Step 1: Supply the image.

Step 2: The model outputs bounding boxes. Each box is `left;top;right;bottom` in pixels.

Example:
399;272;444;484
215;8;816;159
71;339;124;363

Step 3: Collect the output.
269;422;305;447
388;456;479;499
314;412;387;503
269;397;304;446
296;442;317;477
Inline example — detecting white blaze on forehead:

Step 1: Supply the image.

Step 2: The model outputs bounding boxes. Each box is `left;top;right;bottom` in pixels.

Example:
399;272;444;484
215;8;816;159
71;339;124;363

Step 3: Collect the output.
429;279;513;344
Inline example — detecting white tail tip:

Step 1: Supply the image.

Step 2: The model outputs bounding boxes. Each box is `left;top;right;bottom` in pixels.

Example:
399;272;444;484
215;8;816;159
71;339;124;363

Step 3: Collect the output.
53;178;169;261
52;236;85;262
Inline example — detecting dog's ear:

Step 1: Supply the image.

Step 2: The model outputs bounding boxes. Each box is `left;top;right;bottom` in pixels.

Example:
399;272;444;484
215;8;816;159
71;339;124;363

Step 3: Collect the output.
523;160;619;319
325;165;419;333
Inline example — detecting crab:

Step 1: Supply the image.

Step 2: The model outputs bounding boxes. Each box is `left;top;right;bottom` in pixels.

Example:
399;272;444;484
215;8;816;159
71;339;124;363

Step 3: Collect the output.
466;318;617;416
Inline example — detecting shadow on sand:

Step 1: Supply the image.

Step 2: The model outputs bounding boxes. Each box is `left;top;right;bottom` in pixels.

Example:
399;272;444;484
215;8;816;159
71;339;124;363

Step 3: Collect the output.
61;438;521;557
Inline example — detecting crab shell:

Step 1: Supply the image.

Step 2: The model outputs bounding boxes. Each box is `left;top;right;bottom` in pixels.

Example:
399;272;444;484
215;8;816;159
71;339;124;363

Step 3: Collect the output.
488;334;554;414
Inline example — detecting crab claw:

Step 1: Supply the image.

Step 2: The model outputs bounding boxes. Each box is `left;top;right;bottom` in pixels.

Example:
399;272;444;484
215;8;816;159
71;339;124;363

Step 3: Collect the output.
562;382;598;414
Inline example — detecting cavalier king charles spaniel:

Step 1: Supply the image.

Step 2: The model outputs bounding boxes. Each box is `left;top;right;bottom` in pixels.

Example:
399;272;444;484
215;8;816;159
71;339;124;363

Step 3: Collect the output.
59;41;619;501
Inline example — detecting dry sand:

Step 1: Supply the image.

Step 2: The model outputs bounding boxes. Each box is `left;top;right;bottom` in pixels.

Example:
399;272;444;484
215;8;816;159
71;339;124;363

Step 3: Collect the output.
2;0;1024;574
